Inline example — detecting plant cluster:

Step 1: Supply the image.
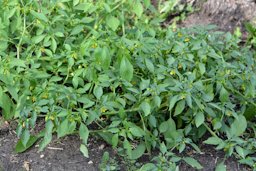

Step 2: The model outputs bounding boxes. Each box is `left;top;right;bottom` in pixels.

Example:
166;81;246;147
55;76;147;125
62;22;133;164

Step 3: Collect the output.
0;0;256;170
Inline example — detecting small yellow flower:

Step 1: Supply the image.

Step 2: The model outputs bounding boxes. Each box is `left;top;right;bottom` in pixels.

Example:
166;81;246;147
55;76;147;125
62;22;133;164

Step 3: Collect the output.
42;93;48;99
49;116;55;120
180;94;186;99
226;110;232;117
72;53;77;59
241;85;245;91
32;96;36;102
178;32;182;37
185;38;190;42
178;64;182;69
100;107;107;113
170;70;176;75
92;43;97;48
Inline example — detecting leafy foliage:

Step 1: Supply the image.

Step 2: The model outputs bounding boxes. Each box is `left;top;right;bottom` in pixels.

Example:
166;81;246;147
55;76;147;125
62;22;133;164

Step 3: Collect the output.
0;0;256;169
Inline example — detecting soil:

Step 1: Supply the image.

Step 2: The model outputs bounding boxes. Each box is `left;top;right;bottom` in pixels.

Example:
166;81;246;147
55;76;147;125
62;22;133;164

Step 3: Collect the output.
0;128;249;171
1;0;256;170
180;0;256;36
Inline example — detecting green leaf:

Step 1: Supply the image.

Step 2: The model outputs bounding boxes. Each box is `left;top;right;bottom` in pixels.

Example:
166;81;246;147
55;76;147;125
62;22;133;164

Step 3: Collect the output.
230;115;247;137
153;96;161;108
159;118;176;133
95;47;111;70
130;143;146;160
159;120;169;133
71;25;84;35
183;157;203;169
21;129;30;147
174;100;185;116
80;144;89;158
51;38;57;53
55;32;64;37
32;34;46;44
9;58;26;68
195;112;205;127
100;152;110;169
129;126;145;137
72;76;79;88
111;134;119;147
106;16;120;31
15;135;40;153
198;63;206;75
103;3;111;13
93;85;103;100
219;87;229;102
186;95;192;108
244;104;256;120
139;79;150;91
7;86;18;102
143;0;151;8
57;119;69;138
77;96;95;108
149;115;157;127
120;56;134;82
204;137;223;145
97;132;113;145
215;162;226;171
159;142;167;154
0;89;13;119
145;58;154;73
123;138;132;157
39;120;53;151
73;0;79;6
235;146;246;159
169;95;179;111
139;163;156;171
133;1;144;18
140;101;151;116
7;8;17;19
31;10;48;22
79;123;89;144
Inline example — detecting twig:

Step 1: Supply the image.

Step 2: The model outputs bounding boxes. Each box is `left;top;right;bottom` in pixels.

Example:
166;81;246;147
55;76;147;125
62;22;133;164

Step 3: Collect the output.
47;146;63;150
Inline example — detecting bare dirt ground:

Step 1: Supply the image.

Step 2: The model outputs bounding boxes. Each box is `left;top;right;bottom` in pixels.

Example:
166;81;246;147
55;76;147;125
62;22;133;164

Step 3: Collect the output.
0;128;249;171
181;0;256;33
1;1;256;170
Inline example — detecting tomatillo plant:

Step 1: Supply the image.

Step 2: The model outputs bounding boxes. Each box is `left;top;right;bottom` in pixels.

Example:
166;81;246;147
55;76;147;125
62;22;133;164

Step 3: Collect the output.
0;0;256;169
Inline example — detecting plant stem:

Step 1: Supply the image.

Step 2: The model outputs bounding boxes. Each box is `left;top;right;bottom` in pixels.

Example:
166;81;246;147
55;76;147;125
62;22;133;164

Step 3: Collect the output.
203;122;218;138
224;85;256;108
103;108;139;115
17;0;26;59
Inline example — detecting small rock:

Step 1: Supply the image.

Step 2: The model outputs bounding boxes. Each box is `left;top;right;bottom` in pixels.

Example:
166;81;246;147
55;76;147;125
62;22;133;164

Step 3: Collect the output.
23;161;30;171
40;154;44;158
99;144;105;150
88;160;93;164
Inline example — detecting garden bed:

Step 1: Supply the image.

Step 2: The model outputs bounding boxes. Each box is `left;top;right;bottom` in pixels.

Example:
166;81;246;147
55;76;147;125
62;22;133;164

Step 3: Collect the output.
0;0;256;170
0;129;248;171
